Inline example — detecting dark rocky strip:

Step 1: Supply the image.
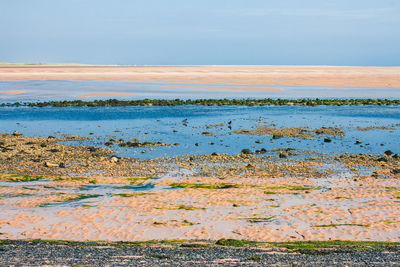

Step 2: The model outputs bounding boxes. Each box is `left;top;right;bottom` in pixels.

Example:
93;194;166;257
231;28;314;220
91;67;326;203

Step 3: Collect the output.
2;98;400;107
0;240;399;266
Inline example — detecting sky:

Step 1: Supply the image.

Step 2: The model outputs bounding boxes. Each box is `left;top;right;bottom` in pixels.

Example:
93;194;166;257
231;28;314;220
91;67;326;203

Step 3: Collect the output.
0;0;399;66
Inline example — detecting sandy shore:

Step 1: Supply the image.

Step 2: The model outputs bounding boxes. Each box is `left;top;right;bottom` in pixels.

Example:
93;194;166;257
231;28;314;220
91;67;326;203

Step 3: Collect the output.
1;65;400;88
0;133;399;242
0;90;26;94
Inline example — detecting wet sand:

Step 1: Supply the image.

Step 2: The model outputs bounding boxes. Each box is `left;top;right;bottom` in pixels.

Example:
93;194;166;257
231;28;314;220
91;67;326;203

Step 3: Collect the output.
0;90;26;94
0;133;399;242
1;65;400;88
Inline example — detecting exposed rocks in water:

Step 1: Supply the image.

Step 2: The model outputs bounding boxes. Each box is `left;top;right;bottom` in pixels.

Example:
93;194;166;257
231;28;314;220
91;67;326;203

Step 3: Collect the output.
279;153;288;158
356;126;393;131
234;126;344;139
14;98;400;108
324;138;332;143
241;149;251;155
12;131;21;137
118;139;172;148
384;150;393;156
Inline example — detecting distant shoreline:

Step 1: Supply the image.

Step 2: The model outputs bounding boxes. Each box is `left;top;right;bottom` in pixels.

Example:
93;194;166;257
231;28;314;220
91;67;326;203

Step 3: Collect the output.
1;65;399;89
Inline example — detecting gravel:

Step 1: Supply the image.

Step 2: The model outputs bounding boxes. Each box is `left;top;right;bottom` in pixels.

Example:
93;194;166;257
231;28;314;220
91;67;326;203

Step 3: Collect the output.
0;240;399;266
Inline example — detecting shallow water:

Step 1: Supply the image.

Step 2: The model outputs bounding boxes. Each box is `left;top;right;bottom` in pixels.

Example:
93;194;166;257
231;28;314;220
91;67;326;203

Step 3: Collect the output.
0;105;399;159
1;79;400;101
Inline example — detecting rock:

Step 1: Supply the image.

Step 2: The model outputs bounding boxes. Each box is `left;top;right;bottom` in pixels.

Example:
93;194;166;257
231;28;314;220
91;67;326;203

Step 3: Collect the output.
241;149;251;154
324;138;332;143
279;153;288;158
255;140;263;144
195;143;199;146
384;150;393;156
59;163;66;168
272;134;282;139
44;162;59;168
40;143;47;148
12;131;21;136
110;156;119;163
246;163;254;168
355;140;362;144
211;152;220;156
47;136;55;139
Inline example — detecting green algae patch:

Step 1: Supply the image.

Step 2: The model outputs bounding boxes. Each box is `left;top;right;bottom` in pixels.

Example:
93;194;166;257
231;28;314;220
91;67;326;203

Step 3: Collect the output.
128;176;156;185
169;182;240;189
270;240;400;253
39;194;101;207
113;192;154;197
314;223;370;228
246;216;275;223
177;204;205;210
263;185;321;195
0;174;44;182
215;239;261;247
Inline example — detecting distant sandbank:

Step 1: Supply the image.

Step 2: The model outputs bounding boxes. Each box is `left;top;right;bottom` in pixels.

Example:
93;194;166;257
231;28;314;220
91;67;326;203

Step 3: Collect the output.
0;65;399;88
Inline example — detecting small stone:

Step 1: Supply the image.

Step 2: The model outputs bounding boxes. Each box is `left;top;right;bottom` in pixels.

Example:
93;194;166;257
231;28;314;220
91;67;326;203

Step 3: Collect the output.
272;134;282;139
384;150;393;156
195;143;199;146
12;131;21;136
241;149;251;154
355;140;361;144
44;162;59;168
279;153;287;158
59;163;66;168
110;156;119;163
211;152;220;156
324;138;332;143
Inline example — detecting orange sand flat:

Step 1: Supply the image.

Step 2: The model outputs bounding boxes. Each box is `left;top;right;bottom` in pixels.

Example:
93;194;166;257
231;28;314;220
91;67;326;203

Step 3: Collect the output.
1;66;400;88
0;90;26;94
78;93;137;97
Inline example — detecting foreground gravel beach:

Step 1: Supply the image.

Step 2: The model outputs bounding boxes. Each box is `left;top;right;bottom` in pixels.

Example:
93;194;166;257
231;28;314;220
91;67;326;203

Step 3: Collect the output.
0;240;399;266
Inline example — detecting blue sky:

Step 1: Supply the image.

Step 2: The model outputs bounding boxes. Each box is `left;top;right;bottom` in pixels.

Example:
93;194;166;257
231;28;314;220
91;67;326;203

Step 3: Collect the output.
1;0;399;65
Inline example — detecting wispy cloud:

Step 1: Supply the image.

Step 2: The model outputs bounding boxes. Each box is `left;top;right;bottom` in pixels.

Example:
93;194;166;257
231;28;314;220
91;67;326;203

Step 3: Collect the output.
217;7;399;21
